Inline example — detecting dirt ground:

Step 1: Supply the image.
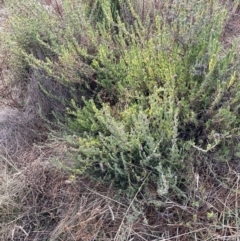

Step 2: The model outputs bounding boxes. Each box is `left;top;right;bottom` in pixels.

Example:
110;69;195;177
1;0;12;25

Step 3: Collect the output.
222;2;240;48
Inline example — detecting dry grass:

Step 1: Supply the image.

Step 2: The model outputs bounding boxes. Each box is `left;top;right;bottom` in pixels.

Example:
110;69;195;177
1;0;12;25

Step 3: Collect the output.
0;70;70;162
0;144;145;241
1;141;240;240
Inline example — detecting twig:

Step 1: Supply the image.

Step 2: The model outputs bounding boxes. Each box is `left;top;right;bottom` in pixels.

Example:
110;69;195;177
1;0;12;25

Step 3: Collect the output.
0;154;19;172
235;174;240;241
78;180;128;208
114;172;150;241
108;204;115;221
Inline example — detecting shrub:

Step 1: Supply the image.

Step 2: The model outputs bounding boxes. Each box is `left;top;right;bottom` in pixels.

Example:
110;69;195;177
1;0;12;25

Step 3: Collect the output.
5;0;240;197
67;0;240;195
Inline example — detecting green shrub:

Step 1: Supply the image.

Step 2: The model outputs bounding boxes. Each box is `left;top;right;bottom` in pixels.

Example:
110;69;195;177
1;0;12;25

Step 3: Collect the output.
6;0;240;196
67;0;240;195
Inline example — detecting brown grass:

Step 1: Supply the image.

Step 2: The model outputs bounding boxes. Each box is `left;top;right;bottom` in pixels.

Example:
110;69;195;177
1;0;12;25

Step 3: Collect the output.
1;140;240;240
